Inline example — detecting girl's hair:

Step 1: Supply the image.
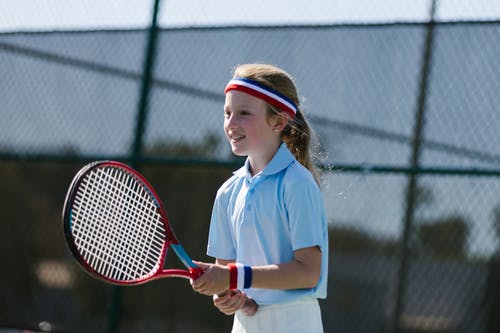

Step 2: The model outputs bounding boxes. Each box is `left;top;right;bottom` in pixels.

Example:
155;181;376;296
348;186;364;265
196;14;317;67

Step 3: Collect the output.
233;63;321;184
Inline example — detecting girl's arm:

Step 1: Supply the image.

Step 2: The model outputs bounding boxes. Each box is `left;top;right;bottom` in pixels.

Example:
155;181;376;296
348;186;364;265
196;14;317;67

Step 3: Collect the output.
251;246;321;290
192;246;321;295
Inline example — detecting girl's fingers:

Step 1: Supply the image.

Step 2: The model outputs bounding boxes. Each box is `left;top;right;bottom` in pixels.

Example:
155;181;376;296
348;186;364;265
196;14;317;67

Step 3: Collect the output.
242;298;259;316
214;290;246;315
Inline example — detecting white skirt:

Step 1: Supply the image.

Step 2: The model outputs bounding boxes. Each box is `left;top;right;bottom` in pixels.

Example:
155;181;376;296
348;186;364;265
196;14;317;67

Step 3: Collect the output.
231;297;323;333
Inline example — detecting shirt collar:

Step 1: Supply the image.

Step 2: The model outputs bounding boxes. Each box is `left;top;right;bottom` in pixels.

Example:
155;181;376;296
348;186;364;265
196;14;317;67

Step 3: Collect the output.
234;143;295;178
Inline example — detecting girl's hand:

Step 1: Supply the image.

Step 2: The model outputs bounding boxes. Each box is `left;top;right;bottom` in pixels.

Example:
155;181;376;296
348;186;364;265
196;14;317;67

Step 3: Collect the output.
213;290;259;316
190;261;230;296
241;294;259;316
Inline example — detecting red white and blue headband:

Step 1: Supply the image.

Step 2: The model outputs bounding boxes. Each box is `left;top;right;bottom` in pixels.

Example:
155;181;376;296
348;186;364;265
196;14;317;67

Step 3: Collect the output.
224;77;298;118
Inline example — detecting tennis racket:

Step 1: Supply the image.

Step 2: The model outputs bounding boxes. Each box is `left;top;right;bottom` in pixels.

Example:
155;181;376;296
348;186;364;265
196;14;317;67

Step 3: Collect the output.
62;160;203;286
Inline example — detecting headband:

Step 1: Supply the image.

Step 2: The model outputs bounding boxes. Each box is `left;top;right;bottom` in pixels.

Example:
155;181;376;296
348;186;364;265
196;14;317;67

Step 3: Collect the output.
224;77;297;118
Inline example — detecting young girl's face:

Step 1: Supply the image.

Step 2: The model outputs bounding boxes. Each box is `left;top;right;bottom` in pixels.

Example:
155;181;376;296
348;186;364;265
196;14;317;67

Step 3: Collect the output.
224;90;281;159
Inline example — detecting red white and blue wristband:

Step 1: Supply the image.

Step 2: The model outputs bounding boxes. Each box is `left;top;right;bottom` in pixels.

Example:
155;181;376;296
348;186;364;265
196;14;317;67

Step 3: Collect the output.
228;263;252;290
224;77;298;119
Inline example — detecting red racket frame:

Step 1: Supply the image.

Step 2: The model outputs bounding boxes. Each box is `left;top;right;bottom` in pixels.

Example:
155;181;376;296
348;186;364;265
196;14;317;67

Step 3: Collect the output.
62;160;202;285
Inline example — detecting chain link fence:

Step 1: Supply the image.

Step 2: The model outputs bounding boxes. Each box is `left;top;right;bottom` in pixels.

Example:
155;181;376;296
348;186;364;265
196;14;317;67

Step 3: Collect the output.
1;1;499;332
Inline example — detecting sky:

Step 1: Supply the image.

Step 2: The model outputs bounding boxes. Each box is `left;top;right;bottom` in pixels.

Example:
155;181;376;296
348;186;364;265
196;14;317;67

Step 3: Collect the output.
1;0;500;32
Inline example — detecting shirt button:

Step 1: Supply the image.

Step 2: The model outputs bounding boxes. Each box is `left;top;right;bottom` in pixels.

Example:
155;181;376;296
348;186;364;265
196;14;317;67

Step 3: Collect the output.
246;204;252;211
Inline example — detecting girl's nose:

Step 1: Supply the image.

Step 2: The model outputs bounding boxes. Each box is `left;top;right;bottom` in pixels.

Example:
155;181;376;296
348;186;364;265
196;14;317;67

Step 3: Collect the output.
225;114;237;128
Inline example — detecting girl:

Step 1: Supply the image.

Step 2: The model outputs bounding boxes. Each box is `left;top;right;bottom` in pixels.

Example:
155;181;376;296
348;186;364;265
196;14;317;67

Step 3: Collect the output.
191;63;328;333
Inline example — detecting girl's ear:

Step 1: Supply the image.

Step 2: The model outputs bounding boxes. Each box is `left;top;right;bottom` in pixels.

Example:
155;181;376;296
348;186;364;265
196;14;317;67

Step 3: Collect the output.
271;113;290;133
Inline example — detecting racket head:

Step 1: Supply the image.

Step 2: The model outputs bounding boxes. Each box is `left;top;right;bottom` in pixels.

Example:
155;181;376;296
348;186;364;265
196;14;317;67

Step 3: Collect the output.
62;160;178;285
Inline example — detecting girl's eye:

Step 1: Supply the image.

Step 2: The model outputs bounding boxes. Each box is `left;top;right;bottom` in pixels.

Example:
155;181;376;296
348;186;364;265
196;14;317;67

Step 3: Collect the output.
224;109;251;119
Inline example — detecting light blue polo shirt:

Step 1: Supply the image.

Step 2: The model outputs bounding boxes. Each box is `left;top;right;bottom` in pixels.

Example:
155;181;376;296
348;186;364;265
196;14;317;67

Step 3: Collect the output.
207;143;328;305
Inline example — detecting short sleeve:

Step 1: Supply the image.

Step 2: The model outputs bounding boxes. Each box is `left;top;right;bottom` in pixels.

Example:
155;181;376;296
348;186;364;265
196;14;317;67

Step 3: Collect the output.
285;176;327;252
206;189;237;260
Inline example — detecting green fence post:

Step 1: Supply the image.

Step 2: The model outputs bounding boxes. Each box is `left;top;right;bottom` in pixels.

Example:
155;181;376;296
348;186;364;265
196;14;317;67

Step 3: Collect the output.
131;0;162;163
390;1;437;333
107;0;162;332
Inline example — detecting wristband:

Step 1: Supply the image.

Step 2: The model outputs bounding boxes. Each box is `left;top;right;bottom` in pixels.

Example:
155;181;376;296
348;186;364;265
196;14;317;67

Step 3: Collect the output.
228;263;253;290
243;265;252;289
236;263;245;290
228;263;238;290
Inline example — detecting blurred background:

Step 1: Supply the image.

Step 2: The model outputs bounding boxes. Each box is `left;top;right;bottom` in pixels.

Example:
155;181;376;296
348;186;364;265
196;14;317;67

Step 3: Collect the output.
1;0;499;332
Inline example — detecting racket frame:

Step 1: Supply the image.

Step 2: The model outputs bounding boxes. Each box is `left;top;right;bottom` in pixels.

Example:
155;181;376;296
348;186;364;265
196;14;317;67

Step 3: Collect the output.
62;160;202;285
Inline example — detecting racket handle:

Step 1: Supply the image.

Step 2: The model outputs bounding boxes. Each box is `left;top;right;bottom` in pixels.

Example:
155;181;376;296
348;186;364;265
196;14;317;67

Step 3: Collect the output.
190;267;203;279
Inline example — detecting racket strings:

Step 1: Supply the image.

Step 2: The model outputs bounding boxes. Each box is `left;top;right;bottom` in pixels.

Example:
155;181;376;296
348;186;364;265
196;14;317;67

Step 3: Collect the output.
116;171;164;276
71;166;166;281
101;167;165;279
73;168;139;280
76;168;164;280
